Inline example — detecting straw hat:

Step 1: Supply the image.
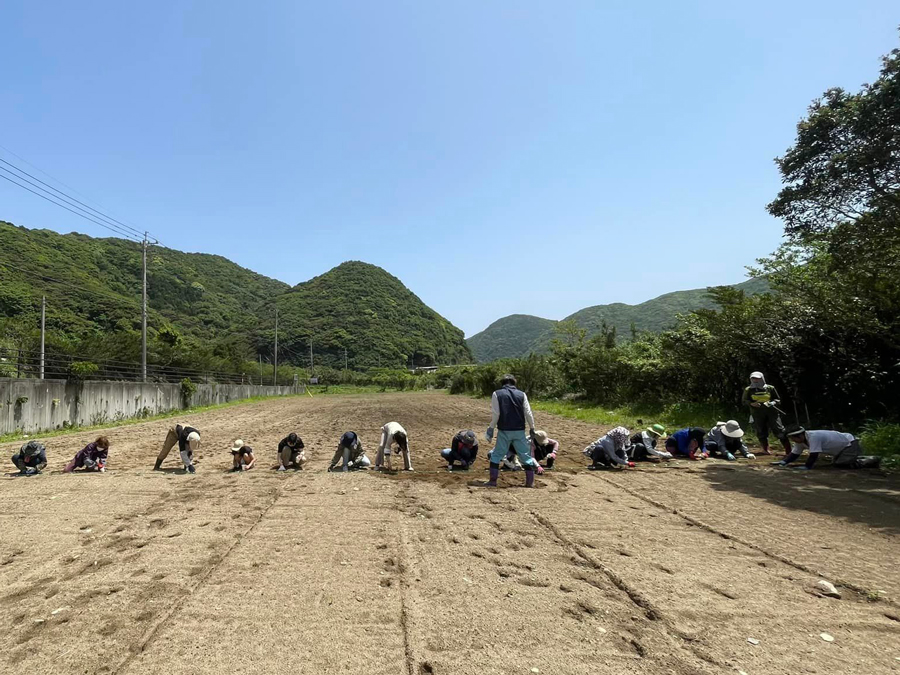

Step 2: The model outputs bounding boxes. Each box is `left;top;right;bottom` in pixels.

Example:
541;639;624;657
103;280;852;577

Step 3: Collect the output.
231;439;244;453
533;430;549;445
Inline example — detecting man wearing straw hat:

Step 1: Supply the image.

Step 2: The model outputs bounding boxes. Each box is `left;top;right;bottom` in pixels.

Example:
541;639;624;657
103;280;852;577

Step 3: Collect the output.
705;420;755;461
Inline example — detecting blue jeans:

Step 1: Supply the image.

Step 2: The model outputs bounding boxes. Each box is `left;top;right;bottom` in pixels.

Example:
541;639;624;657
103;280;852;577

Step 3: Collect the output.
490;430;536;468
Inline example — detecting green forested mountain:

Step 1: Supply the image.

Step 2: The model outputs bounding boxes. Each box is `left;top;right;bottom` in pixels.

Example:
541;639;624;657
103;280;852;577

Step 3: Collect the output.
0;222;469;375
466;315;557;363
467;277;769;362
267;261;471;369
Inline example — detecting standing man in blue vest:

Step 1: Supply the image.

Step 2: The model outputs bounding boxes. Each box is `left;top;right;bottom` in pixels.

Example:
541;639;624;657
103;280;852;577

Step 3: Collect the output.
486;374;543;487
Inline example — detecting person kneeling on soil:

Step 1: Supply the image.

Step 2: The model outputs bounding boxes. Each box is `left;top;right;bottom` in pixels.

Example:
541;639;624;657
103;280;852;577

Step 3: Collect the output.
629;424;671;462
64;436;109;473
277;433;306;471
329;431;371;472
486;374;543;488
155;424;200;473
705;421;754;461
531;430;559;469
776;427;881;471
502;444;523;471
665;427;708;460
12;440;48;475
376;422;413;472
441;430;479;471
230;440;256;472
583;427;635;469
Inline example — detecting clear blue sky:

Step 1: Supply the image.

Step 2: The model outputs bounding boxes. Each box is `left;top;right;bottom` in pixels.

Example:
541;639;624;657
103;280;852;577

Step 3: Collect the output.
1;2;897;336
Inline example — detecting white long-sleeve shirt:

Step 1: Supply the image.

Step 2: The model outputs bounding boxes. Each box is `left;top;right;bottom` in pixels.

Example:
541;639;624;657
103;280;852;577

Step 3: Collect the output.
489;390;535;430
793;430;855;456
379;422;408;454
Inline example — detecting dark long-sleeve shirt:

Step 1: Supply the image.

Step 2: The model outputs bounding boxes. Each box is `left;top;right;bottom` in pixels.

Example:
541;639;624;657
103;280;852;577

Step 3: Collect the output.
450;433;479;462
15;441;48;470
278;436;304;453
175;425;199;454
73;442;108;467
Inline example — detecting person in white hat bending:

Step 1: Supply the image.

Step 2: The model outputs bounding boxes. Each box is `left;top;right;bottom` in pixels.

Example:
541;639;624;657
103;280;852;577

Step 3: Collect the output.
375;422;412;471
155;424;200;473
704;421;755;461
230;439;256;472
530;430;560;469
741;372;791;456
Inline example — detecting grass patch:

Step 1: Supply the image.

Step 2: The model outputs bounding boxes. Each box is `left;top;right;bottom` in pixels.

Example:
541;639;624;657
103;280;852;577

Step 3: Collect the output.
531;399;741;435
859;421;900;471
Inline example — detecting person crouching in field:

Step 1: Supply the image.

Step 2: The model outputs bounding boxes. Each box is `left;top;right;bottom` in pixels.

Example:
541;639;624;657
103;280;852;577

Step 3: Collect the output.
230;440;256;472
329;431;371;472
376;422;413;471
441;430;479;471
742;371;791;456
629;424;671;462
775;427;881;470
705;421;755;461
584;427;635;469
530;430;559;469
277;432;306;471
665;427;708;460
64;437;109;472
486;374;543;487
12;440;48;475
155;424;200;473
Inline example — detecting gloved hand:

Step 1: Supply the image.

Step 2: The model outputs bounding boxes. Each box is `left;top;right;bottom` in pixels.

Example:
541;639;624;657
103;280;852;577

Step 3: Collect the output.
746;453;756;460
486;427;494;442
535;465;544;474
529;428;535;439
627;462;636;468
549;453;557;460
25;467;36;475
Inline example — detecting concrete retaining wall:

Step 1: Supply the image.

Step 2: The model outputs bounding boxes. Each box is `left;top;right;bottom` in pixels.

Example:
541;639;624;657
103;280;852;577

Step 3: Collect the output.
0;378;300;436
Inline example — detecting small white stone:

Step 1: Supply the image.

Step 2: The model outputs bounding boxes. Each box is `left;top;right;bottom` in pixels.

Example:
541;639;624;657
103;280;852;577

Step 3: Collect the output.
820;633;834;642
816;580;841;598
531;669;540;673
596;627;607;634
353;487;359;491
51;607;69;615
33;618;45;624
747;638;760;645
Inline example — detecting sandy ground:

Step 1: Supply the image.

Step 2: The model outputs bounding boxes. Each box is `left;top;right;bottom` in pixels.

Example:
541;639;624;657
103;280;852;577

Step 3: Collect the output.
1;391;898;674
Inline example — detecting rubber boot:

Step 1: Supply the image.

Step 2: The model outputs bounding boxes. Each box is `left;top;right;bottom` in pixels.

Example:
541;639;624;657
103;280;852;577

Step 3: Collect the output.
153;459;163;471
525;469;535;488
487;463;499;487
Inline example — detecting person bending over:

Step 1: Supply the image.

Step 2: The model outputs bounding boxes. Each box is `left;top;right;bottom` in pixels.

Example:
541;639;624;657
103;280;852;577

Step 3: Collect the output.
705;421;754;461
231;439;256;472
329;431;371;472
776;427;881;470
530;430;559;469
441;430;479;471
583;427;635;470
64;436;109;472
376;422;413;472
12;440;48;475
277;432;306;471
665;427;708;460
155;424;200;473
629;424;671;462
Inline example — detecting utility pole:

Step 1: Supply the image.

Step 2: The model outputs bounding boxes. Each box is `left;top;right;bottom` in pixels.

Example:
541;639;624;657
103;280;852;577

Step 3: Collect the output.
141;233;148;382
309;341;314;375
259;354;262;385
273;307;278;386
40;296;45;379
344;347;348;371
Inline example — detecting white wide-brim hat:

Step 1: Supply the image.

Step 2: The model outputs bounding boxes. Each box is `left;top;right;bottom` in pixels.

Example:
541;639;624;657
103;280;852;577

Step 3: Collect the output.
720;420;744;438
231;439;244;452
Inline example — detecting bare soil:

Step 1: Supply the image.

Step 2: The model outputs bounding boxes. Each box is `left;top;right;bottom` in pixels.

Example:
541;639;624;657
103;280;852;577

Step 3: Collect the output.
1;391;898;674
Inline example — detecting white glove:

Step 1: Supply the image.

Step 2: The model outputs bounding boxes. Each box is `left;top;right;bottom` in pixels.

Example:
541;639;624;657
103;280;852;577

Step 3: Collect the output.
746;453;756;460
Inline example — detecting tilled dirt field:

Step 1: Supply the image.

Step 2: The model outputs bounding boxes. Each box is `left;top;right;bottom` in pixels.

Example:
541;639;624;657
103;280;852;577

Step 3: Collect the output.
1;391;899;674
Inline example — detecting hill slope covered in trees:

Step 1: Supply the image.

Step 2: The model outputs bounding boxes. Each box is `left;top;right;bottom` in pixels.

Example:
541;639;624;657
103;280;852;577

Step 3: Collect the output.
0;222;470;376
467;277;769;362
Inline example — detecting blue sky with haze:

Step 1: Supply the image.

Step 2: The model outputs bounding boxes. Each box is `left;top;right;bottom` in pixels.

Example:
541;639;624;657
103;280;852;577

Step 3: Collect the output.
1;1;897;336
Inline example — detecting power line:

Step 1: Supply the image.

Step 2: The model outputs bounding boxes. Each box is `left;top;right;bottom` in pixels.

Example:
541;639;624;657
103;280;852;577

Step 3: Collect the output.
0;171;142;242
0;146;158;243
0;259;143;309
